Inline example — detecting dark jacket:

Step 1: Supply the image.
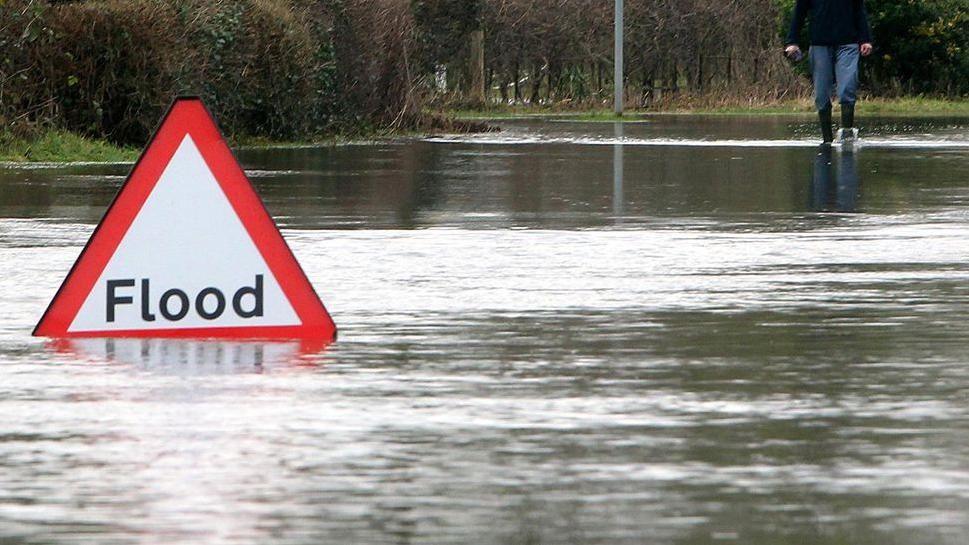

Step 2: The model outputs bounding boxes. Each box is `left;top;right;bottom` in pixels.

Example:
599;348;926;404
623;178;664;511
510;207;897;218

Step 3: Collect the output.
786;0;872;47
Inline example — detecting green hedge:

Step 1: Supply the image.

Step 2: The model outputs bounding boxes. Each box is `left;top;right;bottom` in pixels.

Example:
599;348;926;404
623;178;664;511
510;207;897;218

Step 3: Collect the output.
0;0;419;144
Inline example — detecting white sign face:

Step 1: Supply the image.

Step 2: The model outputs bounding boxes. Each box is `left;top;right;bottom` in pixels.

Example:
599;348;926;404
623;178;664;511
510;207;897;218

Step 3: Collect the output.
68;135;300;333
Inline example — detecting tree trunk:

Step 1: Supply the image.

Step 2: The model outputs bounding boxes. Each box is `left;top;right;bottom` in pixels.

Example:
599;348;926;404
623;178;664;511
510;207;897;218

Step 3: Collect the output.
513;60;521;103
468;30;486;106
530;66;543;104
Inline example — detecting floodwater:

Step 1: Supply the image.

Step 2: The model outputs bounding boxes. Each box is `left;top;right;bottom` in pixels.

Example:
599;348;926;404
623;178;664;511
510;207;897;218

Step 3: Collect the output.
2;115;969;544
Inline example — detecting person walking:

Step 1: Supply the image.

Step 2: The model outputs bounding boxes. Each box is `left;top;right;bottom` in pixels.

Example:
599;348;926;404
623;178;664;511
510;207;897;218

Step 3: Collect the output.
785;0;873;143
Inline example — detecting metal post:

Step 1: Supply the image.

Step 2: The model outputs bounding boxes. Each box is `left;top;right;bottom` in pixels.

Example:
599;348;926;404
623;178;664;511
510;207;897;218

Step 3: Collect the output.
614;0;624;116
613;121;624;220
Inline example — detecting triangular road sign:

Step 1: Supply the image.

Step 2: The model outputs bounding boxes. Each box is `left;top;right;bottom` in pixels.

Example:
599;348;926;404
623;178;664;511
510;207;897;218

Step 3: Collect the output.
34;97;337;341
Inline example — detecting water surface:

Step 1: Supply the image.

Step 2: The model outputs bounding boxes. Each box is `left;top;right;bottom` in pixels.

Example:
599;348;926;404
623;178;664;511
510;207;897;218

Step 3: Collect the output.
1;115;969;544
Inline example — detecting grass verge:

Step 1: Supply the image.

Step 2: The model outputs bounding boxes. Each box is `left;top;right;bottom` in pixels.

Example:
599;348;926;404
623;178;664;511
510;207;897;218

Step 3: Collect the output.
3;97;965;163
0;130;139;163
449;97;969;120
0;129;409;165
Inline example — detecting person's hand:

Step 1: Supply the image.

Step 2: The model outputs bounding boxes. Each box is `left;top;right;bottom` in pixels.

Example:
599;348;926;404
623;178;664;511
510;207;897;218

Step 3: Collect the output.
860;43;873;56
785;45;801;58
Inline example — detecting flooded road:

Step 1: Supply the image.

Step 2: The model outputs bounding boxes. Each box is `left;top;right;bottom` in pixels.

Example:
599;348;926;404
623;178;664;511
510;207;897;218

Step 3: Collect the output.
2;115;969;544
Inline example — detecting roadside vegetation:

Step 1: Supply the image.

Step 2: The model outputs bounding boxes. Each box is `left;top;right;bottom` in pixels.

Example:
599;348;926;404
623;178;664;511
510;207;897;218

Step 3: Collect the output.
452;98;969;120
0;130;136;163
1;0;966;162
2;0;425;148
426;1;966;108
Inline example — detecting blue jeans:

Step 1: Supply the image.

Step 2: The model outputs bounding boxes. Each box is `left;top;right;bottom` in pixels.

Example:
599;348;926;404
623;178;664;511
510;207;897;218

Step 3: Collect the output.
810;44;859;111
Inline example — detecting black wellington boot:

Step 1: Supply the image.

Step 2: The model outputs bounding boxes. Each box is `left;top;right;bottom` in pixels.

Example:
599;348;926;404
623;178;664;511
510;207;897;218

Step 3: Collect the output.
841;103;855;130
819;107;834;144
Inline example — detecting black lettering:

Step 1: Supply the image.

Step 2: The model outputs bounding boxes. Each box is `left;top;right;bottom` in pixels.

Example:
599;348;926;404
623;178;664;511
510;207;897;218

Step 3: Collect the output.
159;289;189;321
195;287;226;320
140;279;156;322
232;274;264;318
106;279;135;322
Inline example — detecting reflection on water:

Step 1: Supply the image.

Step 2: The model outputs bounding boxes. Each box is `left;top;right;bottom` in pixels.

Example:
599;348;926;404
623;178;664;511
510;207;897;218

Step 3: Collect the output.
614;121;624;219
811;145;861;212
2;116;969;544
53;338;329;373
3;117;969;230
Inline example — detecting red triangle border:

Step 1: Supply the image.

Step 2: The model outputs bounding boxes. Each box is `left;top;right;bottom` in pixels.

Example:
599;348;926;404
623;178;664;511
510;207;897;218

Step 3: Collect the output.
33;97;337;341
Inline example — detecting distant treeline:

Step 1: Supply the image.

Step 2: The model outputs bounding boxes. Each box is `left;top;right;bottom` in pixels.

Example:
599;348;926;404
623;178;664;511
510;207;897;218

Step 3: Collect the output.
422;0;802;106
427;0;968;105
1;0;966;145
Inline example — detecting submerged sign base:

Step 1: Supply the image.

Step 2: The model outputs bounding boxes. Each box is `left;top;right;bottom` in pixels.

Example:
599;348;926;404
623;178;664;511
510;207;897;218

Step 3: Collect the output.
34;97;336;341
50;337;330;370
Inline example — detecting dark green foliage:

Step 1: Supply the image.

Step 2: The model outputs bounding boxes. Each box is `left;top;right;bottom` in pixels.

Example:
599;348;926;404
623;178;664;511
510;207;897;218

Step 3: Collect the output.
411;0;482;97
778;0;969;95
45;1;187;143
412;0;481;72
0;0;57;135
865;0;969;95
184;1;322;140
